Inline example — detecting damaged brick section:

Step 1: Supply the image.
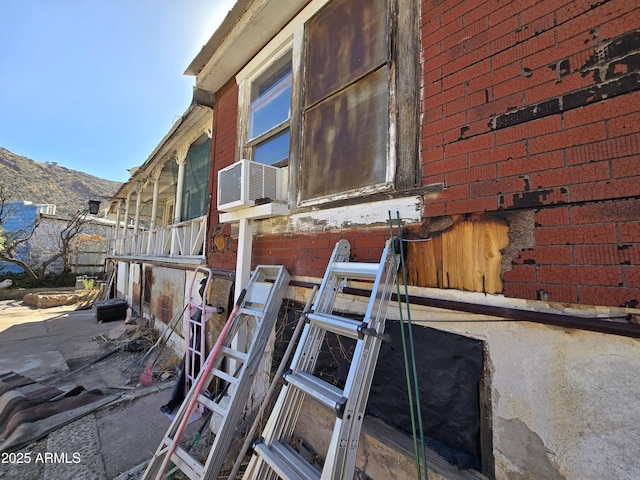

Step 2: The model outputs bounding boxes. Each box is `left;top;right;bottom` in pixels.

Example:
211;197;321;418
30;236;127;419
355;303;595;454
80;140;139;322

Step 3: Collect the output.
500;188;568;210
490;30;640;131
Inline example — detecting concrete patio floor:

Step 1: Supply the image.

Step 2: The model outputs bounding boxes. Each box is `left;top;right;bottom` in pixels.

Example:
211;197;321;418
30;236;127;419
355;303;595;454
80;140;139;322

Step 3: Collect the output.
0;299;200;480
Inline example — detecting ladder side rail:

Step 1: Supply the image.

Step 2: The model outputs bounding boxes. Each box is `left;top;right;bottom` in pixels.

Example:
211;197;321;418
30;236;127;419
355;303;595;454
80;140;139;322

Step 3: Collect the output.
249;241;352;478
246;242;364;480
281;239;351;391
329;241;397;479
200;266;291;480
338;240;393;398
143;304;250;480
263;318;332;453
245;384;308;479
202;311;281;478
310;239;351;314
185;267;214;393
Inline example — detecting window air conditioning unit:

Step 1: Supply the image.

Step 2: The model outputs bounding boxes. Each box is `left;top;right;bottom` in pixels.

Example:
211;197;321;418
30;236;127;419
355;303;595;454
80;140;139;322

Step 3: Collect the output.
217;159;286;212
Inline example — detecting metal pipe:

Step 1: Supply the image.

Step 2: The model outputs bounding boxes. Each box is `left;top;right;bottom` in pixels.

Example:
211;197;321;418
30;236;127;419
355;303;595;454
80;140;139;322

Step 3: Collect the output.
340;286;640;339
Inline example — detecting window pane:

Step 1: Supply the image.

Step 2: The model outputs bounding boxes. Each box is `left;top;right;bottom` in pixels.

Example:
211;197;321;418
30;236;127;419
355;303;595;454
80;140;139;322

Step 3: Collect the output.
249;62;292;140
301;67;389;201
305;0;389;107
253;129;290;166
181;138;210;220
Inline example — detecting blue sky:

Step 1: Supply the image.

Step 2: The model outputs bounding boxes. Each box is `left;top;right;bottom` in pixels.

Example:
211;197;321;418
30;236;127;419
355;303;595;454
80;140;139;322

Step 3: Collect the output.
0;0;236;183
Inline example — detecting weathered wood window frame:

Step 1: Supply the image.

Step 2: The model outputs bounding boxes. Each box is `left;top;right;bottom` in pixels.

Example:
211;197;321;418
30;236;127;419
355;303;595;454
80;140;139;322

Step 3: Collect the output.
236;22;298;170
247;53;292;167
299;0;393;204
236;0;419;208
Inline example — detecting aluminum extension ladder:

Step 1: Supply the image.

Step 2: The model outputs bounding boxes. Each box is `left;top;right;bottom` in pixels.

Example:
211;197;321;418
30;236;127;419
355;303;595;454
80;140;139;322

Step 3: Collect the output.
142;265;291;480
243;239;396;480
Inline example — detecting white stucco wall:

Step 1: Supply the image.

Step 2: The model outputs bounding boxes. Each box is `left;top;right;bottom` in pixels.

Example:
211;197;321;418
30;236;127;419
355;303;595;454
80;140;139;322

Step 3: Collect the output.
482;323;639;480
314;285;640;479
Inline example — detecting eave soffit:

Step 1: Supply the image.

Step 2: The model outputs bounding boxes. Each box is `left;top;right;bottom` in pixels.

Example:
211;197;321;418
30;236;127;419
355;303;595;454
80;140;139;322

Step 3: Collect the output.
188;0;309;92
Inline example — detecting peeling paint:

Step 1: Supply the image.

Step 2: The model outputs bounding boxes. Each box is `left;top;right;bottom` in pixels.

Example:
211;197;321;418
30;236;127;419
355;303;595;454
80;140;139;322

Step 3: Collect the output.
496;417;565;480
254;196;423;235
490;30;640;131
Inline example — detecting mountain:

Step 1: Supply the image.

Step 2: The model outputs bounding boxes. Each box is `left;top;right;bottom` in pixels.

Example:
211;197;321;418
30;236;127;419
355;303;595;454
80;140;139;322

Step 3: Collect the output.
0;147;121;218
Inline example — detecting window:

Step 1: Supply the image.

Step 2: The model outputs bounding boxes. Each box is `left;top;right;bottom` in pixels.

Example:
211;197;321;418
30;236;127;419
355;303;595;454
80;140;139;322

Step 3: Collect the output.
236;0;418;207
248;53;292;167
172;138;211;221
300;0;392;203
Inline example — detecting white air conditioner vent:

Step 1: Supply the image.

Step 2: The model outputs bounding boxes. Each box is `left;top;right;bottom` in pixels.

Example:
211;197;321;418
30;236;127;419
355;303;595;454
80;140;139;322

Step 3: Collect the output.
217;160;286;212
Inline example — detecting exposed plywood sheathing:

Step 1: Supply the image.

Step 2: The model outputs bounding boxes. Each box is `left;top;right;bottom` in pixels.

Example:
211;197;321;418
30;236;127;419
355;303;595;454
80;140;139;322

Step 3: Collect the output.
406;215;509;294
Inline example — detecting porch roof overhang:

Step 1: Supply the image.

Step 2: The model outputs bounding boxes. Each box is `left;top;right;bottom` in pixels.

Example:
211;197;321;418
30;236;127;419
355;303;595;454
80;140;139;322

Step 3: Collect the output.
185;0;308;92
109;102;213;213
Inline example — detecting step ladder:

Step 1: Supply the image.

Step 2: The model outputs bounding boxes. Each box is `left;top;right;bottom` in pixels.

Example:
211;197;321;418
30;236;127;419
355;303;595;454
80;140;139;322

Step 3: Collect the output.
242;238;396;480
142;265;291;480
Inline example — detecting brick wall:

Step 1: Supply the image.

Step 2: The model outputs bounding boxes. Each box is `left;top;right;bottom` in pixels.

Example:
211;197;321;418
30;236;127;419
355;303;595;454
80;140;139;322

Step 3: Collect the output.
252;228;391;279
205;1;638;308
207;80;240;271
420;0;639;307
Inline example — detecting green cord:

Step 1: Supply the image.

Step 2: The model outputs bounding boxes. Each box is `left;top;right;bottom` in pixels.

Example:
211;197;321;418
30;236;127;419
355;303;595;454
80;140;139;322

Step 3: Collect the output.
395;210;429;479
388;211;426;480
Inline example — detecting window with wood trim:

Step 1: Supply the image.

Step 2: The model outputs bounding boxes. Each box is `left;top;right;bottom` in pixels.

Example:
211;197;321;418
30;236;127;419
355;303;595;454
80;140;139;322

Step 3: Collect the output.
248;52;292;167
236;0;419;208
301;0;392;202
172;137;211;221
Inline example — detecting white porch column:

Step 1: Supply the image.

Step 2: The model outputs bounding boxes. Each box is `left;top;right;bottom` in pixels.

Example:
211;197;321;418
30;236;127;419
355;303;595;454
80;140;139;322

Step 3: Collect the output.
133;182;143;236
133;182;143;254
147;169;161;255
235;217;254;300
122;193;131;242
150;168;161;230
174;147;188;224
113;200;122;255
231;217;253;376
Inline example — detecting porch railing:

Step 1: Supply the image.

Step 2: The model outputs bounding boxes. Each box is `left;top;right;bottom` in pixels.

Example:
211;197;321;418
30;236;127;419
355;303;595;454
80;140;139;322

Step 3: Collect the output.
111;215;207;260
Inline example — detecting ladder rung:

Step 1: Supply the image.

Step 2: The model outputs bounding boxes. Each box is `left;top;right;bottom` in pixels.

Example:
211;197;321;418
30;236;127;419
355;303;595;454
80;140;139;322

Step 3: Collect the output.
238;306;266;317
211;367;239;385
284;371;346;417
169;445;204;479
244;281;273;304
219;345;248;363
331;261;379;280
253;439;321;480
197;393;228;416
306;312;362;339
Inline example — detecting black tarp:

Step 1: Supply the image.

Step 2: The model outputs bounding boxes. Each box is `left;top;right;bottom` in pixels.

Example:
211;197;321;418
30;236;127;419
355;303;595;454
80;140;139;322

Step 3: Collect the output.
367;322;484;470
273;301;485;471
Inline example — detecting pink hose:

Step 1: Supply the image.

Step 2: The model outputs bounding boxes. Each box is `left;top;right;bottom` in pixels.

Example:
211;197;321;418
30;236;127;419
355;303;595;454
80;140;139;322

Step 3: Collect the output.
155;288;247;480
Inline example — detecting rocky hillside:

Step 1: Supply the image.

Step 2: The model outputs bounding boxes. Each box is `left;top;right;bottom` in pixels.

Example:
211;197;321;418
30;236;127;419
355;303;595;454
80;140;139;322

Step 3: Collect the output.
0;147;121;217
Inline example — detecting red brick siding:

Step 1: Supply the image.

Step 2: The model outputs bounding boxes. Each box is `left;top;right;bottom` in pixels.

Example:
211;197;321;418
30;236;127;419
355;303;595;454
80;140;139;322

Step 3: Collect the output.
421;0;640;307
252;229;391;279
207;80;240;271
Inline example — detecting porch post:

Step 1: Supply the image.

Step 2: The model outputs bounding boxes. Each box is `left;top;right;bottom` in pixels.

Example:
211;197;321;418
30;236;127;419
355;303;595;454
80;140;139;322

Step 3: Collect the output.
133;182;143;254
232;217;253;372
150;168;161;230
133;181;143;235
113;200;122;255
174;147;188;223
122;193;131;252
148;168;161;255
235;217;254;300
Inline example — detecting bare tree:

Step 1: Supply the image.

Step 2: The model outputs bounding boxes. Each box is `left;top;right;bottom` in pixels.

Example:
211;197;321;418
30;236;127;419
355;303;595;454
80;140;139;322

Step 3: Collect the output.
0;186;91;285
